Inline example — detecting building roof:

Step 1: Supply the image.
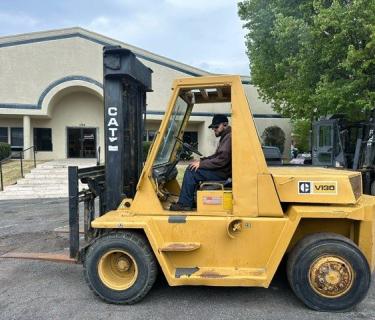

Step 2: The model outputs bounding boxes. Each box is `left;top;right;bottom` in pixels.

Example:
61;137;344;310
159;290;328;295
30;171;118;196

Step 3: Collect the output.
0;27;251;82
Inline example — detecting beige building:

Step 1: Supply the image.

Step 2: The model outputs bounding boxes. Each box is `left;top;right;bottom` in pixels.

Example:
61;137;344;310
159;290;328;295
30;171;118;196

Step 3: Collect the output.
0;27;291;160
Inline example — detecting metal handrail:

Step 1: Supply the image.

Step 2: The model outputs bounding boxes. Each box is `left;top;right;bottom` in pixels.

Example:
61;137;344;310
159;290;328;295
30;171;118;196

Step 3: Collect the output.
0;145;37;191
96;146;101;166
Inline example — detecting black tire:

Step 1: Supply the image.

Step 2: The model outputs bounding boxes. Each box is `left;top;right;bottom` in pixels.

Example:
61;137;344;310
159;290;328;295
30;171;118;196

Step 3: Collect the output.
84;231;158;304
287;233;371;312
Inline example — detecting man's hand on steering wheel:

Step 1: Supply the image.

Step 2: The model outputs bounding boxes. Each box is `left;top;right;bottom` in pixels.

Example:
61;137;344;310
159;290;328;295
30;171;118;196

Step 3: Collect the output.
175;136;203;156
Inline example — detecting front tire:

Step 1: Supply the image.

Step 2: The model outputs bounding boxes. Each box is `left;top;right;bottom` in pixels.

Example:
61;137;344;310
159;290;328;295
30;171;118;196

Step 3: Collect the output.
287;233;371;312
84;231;158;304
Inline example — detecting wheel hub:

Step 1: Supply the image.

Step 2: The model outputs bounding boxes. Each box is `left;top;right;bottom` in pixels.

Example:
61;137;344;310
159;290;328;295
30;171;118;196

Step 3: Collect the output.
116;257;131;272
309;255;354;298
98;250;138;291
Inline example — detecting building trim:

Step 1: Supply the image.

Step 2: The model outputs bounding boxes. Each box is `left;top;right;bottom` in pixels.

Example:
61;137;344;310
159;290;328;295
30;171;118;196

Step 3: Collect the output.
0;29;253;81
0;32;203;77
0;75;255;112
146;110;285;118
37;75;103;109
0;75;103;110
0;103;40;110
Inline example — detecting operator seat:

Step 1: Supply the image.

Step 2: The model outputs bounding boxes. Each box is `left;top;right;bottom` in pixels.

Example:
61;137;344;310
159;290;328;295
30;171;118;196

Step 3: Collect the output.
199;178;232;190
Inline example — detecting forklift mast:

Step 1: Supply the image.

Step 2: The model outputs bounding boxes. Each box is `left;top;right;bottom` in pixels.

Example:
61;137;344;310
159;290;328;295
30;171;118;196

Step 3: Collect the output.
66;47;152;259
103;46;152;210
312;109;375;194
363;109;375;169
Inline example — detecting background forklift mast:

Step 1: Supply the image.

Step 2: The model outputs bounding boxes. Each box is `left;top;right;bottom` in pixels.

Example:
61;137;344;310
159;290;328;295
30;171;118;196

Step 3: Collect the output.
312;109;375;194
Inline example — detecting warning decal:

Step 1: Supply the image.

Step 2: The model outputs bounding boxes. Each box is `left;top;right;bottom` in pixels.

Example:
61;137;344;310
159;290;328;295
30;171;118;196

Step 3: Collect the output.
203;196;223;205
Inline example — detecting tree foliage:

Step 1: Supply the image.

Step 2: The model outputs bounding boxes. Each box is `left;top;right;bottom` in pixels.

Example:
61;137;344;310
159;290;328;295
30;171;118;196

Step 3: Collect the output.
261;126;286;153
292;119;311;152
238;0;375;120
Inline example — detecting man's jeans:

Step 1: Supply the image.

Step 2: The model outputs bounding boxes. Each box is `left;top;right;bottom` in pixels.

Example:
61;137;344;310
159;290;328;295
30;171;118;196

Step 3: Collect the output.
178;168;225;207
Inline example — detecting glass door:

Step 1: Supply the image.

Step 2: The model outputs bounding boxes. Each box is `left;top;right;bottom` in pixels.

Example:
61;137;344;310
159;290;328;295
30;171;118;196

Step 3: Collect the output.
67;128;97;158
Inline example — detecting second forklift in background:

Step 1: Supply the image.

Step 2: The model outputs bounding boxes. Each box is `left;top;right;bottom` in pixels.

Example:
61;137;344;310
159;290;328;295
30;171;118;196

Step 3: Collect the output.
312;110;375;194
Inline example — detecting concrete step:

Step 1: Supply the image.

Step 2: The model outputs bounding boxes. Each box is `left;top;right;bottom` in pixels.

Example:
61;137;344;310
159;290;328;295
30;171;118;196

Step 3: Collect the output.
5;185;67;190
0;189;68;196
37;160;97;169
0;159;98;199
29;168;68;173
25;173;69;179
17;179;68;184
2;184;87;191
0;193;67;200
17;179;87;186
36;165;69;169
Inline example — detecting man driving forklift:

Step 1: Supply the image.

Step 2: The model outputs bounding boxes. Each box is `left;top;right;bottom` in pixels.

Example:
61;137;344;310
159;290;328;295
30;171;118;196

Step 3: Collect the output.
170;114;232;211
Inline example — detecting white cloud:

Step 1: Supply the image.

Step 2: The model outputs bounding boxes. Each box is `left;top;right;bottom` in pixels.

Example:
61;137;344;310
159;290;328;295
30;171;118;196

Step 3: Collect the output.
85;13;165;44
0;2;249;74
164;0;231;10
0;12;39;27
195;58;249;75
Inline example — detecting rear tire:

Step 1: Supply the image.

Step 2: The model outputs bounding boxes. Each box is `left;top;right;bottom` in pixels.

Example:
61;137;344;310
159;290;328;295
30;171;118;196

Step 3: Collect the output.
287;233;371;312
84;231;158;304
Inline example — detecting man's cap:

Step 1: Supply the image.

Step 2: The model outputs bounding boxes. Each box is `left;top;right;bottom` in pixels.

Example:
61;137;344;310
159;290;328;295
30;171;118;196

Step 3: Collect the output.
208;114;229;128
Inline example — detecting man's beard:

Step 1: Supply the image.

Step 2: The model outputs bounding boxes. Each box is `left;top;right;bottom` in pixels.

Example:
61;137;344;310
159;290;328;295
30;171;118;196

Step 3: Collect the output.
215;131;221;137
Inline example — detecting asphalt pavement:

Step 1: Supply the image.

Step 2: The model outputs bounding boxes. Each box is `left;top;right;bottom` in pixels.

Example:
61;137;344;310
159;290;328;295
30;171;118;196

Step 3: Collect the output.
0;198;374;320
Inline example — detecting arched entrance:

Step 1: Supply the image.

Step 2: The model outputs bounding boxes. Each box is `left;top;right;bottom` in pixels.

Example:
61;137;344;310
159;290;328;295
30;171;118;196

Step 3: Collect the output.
41;85;104;159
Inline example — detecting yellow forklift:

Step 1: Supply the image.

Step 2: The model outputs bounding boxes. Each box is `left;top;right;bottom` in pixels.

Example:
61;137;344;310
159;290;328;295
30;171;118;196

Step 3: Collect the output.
2;47;375;312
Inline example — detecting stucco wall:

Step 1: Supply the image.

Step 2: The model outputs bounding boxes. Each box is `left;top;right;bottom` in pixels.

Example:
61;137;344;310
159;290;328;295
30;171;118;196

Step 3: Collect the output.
0;37;102;107
31;91;103;160
0;30;291;160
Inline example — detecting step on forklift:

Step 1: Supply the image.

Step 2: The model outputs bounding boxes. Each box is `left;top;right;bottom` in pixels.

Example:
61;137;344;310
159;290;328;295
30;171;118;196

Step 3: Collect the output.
2;46;375;312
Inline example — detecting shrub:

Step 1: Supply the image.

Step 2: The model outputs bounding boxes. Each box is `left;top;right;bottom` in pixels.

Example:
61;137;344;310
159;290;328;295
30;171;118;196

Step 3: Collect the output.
142;141;152;161
261;126;286;154
0;142;11;161
292;119;311;153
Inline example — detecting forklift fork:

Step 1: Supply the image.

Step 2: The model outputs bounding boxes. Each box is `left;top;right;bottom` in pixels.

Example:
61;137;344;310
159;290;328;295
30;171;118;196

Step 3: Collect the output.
0;165;105;264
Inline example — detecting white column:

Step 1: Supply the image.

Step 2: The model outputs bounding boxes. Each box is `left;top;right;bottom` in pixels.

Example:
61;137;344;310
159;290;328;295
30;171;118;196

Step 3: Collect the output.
23;115;31;160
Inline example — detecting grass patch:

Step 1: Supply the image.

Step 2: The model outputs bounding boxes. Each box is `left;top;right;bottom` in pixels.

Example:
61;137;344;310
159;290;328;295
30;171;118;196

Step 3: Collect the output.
1;160;46;188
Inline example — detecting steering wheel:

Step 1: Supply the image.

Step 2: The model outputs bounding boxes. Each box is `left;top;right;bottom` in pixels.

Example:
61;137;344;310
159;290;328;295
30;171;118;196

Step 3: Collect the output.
175;136;203;156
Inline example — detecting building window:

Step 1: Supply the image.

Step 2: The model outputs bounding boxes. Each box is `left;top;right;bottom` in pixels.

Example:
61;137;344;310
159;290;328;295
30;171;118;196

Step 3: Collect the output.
143;130;156;142
34;128;52;151
10;127;23;151
0;127;8;143
183;131;198;145
148;130;156;142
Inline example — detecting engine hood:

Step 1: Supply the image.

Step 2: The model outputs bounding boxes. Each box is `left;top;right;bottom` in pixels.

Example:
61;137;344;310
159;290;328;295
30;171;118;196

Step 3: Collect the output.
269;167;362;204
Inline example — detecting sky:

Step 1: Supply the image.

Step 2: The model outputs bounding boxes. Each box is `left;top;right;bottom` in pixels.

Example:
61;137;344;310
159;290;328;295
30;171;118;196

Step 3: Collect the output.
0;0;250;75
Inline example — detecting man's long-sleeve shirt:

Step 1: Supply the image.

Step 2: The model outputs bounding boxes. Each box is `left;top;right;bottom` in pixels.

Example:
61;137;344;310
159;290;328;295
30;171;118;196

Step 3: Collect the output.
199;126;231;178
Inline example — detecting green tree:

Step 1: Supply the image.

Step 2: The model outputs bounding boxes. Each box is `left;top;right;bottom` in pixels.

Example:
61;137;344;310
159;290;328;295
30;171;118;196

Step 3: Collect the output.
292;119;311;152
261;126;286;153
238;0;375;120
